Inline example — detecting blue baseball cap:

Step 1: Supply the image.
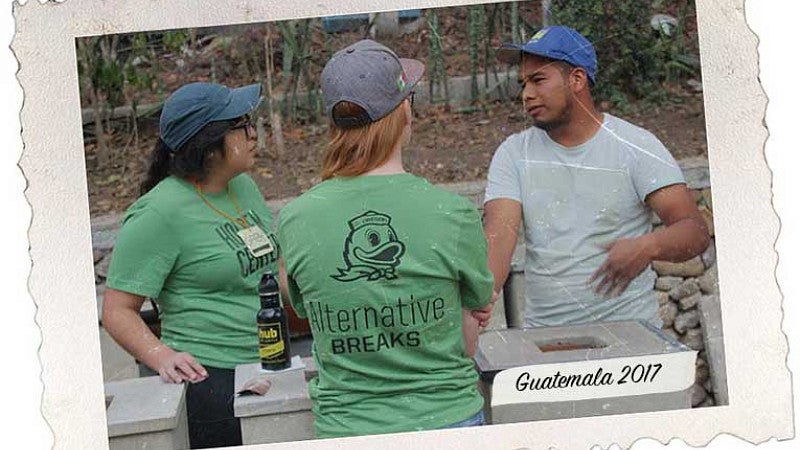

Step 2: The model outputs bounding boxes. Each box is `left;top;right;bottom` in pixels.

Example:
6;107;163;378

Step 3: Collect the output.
159;82;262;151
497;26;597;84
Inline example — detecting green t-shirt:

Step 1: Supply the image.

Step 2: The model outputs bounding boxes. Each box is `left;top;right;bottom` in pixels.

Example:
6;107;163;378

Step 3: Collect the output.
278;173;493;438
106;174;279;369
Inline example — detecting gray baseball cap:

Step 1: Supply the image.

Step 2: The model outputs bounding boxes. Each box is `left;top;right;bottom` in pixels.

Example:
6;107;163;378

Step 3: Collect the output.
322;39;424;129
160;82;262;151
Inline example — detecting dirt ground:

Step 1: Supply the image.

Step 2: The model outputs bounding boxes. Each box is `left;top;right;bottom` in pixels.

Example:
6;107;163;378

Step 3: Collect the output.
82;5;706;216
85;92;706;215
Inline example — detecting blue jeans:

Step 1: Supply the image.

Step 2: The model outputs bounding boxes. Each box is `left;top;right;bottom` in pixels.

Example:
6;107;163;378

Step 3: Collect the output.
441;410;486;428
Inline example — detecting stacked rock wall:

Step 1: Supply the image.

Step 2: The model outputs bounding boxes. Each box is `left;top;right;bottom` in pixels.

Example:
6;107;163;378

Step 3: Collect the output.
653;187;724;407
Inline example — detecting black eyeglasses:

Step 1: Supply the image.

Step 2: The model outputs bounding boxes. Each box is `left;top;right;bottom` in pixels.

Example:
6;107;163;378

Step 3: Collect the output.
409;91;416;107
231;115;255;139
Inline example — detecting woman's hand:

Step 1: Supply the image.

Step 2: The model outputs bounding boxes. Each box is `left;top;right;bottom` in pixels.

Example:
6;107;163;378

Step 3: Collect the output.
156;348;208;384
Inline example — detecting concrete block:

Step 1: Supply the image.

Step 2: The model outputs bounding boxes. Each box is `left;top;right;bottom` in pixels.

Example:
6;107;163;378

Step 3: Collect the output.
475;321;695;424
241;411;315;445
98;292;155;382
491;389;691;424
503;239;527;329
503;271;525;329
484;288;507;332
99;327;138;382
697;293;728;405
301;356;318;382
104;377;188;450
234;363;314;444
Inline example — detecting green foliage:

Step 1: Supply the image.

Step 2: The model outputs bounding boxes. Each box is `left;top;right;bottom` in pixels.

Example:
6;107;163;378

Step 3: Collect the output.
94;58;125;105
162;31;188;54
78;31;191;108
550;0;699;108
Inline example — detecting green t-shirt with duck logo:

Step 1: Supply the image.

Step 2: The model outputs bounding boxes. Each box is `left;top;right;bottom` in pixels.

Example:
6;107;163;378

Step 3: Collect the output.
106;174;279;369
278;173;493;439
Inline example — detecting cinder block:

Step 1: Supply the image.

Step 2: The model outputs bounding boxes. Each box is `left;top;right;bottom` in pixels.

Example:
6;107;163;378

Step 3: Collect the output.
484;289;507;332
475;321;695;424
105;376;188;450
698;293;728;405
98;327;138;382
502;239;527;329
234;363;314;444
97;290;155;382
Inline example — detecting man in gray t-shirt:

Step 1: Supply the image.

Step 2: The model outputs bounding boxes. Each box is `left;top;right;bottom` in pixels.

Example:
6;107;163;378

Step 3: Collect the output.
484;26;710;328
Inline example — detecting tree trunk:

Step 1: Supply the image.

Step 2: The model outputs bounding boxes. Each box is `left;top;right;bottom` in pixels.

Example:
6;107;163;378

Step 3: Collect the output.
541;0;553;27
468;6;481;103
278;21;296;121
77;38;110;168
370;12;400;38
426;10;450;105
263;25;284;158
511;2;520;42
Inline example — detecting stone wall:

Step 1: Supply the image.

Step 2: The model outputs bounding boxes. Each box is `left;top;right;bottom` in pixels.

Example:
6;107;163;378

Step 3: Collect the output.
652;187;726;407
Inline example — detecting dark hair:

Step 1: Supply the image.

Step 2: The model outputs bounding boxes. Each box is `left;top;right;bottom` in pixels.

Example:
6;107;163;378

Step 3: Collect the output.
140;120;234;195
553;60;594;86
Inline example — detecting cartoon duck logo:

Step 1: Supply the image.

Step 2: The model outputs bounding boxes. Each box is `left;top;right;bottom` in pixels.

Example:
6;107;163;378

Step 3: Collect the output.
331;211;406;282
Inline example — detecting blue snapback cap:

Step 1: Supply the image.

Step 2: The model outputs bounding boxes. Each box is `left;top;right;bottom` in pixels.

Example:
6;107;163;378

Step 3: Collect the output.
497;26;597;84
159;82;262;152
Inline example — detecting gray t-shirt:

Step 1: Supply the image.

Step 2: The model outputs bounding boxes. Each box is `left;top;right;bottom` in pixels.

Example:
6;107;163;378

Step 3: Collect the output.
485;114;685;327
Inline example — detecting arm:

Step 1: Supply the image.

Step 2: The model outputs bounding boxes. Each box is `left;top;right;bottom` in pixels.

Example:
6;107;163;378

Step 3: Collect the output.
461;309;480;357
591;183;710;297
102;288;207;383
643;183;711;261
278;258;290;304
483;199;523;293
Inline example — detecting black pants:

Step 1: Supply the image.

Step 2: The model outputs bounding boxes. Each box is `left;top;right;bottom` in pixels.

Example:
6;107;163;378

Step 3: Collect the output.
185;366;242;449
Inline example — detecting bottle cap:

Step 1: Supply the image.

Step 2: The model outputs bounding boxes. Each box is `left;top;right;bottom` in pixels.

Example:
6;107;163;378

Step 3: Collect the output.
259;272;279;295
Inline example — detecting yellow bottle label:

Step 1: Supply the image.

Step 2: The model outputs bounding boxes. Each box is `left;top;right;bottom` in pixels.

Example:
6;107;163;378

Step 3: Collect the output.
258;323;285;360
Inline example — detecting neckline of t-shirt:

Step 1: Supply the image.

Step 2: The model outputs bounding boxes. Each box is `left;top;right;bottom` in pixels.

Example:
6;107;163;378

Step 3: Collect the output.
172;175;240;200
328;172;418;185
541;113;612;153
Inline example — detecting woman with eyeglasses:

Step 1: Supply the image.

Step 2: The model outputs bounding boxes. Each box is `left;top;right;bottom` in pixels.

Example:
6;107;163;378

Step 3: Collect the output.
278;40;496;439
102;82;278;448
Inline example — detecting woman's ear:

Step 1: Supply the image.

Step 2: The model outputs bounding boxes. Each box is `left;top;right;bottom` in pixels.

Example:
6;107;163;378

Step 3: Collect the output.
205;147;224;168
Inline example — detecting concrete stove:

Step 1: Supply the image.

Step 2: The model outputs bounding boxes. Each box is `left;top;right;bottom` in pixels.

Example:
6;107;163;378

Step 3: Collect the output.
475;320;695;424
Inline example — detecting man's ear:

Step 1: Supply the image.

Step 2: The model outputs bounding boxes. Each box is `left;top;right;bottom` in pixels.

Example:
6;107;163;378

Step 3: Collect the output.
569;68;589;93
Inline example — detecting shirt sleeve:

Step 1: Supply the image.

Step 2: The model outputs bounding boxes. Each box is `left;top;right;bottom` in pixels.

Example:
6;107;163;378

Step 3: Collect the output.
105;206;180;298
285;274;307;318
628;134;686;201
277;209;306;318
454;199;494;310
484;135;523;204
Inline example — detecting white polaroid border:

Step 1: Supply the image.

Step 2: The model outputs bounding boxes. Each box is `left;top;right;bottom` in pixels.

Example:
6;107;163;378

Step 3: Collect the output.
11;0;791;448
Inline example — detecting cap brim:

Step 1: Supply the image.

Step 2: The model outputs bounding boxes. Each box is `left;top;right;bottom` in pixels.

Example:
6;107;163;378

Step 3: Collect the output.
215;83;263;121
400;58;425;96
